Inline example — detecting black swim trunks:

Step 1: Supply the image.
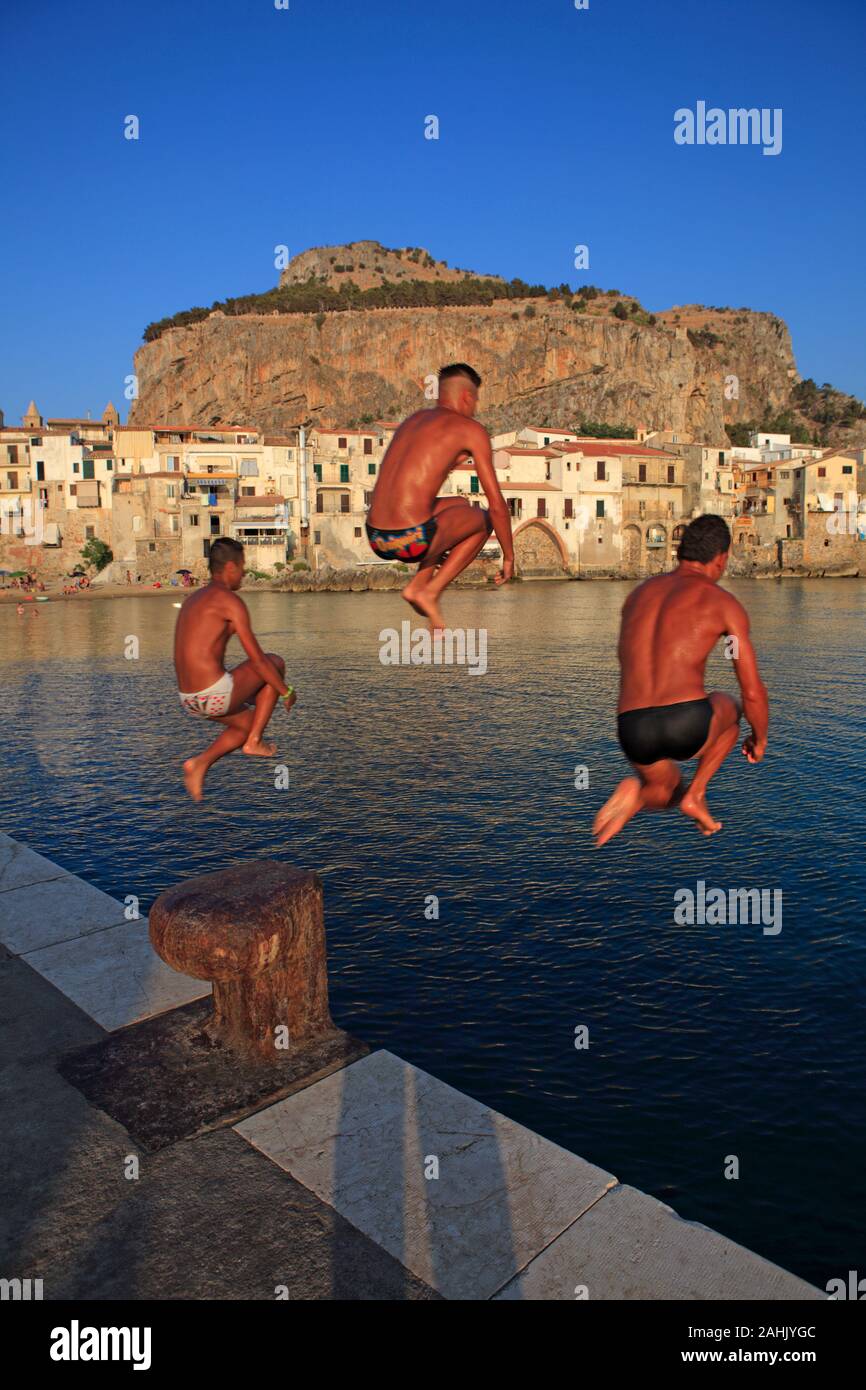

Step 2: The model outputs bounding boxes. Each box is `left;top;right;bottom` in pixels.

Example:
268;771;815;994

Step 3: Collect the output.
366;517;437;563
617;698;715;765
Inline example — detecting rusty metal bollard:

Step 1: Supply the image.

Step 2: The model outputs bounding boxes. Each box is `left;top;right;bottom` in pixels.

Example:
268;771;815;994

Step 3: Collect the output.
149;861;336;1061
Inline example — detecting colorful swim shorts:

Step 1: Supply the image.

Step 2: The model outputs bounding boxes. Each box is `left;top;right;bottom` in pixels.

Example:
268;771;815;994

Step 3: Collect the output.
365;517;438;563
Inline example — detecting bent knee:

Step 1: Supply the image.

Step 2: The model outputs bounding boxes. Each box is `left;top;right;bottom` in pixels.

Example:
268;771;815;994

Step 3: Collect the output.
267;652;286;673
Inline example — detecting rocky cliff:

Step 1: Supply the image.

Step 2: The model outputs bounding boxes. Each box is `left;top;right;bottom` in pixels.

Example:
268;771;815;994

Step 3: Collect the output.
130;242;821;445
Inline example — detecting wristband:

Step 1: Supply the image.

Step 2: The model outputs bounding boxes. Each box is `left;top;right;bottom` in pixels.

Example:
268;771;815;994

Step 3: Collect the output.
282;687;295;703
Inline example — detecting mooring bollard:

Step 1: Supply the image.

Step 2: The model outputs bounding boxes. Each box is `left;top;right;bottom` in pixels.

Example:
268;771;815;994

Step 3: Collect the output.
149;861;336;1060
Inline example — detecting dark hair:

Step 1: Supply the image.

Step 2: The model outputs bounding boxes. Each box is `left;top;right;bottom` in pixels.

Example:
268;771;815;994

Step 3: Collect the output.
209;537;245;573
438;362;481;390
678;514;731;564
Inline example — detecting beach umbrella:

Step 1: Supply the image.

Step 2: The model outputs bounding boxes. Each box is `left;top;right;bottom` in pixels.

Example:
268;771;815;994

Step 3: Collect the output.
9;570;27;577
175;568;193;574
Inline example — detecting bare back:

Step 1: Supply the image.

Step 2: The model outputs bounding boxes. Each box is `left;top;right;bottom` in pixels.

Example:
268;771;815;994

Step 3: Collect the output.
618;570;733;711
174;584;241;691
367;408;487;528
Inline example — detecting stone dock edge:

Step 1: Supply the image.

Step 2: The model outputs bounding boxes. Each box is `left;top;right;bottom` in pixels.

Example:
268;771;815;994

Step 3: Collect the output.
0;831;825;1301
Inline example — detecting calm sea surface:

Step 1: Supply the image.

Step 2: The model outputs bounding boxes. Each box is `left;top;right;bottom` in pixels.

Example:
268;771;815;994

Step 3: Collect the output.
1;579;864;1288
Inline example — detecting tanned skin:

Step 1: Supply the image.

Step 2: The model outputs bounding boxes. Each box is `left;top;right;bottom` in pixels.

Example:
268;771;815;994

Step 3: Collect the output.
174;552;295;802
593;546;769;846
368;372;514;630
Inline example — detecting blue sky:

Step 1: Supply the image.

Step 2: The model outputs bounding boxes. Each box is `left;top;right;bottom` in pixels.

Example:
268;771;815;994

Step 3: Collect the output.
1;0;864;422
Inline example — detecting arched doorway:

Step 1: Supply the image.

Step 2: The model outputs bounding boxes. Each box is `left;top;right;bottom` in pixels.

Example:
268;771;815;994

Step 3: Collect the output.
513;519;569;575
645;523;667;574
622;524;642;572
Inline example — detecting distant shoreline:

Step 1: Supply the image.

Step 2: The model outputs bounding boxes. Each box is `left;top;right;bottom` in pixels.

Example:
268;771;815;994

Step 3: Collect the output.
2;569;863;606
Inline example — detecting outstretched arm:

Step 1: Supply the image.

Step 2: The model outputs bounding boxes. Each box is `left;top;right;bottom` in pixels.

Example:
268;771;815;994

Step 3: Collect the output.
470;426;514;583
723;596;769;762
227;594;289;696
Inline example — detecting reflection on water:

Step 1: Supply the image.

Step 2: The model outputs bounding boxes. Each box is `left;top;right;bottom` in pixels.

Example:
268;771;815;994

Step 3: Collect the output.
1;579;864;1287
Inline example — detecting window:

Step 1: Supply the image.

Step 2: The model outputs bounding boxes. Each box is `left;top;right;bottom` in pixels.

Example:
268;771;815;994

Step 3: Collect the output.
35;461;45;481
508;497;522;519
166;484;176;498
364;490;373;506
340;493;350;513
638;464;647;482
564;498;573;518
38;487;47;505
189;514;200;527
834;493;844;510
73;461;80;473
638;499;646;518
314;530;321;545
5;472;17;489
85;526;95;540
340;464;349;483
667;465;675;483
338;437;347;450
780;470;789;479
167;456;179;472
354;527;362;538
169;516;179;533
203;540;210;558
537;499;547;518
242;485;255;496
7;446;18;464
470;476;479;494
363;438;372;455
596;461;606;481
543;436;550;446
239;458;258;477
718;451;725;465
313;464;322;481
316;493;324;513
596;499;605;519
106;459;113;470
818;466;826;478
69;484;77;496
842;464;853;475
368;462;376;475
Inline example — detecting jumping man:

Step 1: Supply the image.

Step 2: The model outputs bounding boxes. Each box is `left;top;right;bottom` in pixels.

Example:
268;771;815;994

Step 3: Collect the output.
593;515;769;846
174;537;296;802
366;363;514;630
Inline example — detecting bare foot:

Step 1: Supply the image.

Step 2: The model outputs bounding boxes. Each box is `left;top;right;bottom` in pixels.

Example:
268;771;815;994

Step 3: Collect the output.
680;788;722;836
183;756;206;803
242;738;277;757
593;776;643;847
401;579;445;632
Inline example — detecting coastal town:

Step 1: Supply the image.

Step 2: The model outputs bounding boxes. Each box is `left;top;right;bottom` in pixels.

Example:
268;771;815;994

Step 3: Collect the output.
1;399;864;589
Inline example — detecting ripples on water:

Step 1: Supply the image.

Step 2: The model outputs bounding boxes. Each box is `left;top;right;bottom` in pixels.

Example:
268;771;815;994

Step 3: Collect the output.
1;579;864;1287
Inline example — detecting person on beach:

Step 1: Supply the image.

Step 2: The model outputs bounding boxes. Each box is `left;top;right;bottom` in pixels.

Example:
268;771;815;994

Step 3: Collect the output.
174;537;296;802
365;363;514;630
593;514;769;846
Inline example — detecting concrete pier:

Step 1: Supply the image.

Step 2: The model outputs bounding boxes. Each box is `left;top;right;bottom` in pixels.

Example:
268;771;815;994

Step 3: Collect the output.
0;832;823;1301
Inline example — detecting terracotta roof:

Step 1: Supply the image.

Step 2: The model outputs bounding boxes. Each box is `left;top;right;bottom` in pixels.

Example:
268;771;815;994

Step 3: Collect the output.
495;446;560;457
502;482;560;491
236;495;286;507
312;428;382;437
573;443;679;459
